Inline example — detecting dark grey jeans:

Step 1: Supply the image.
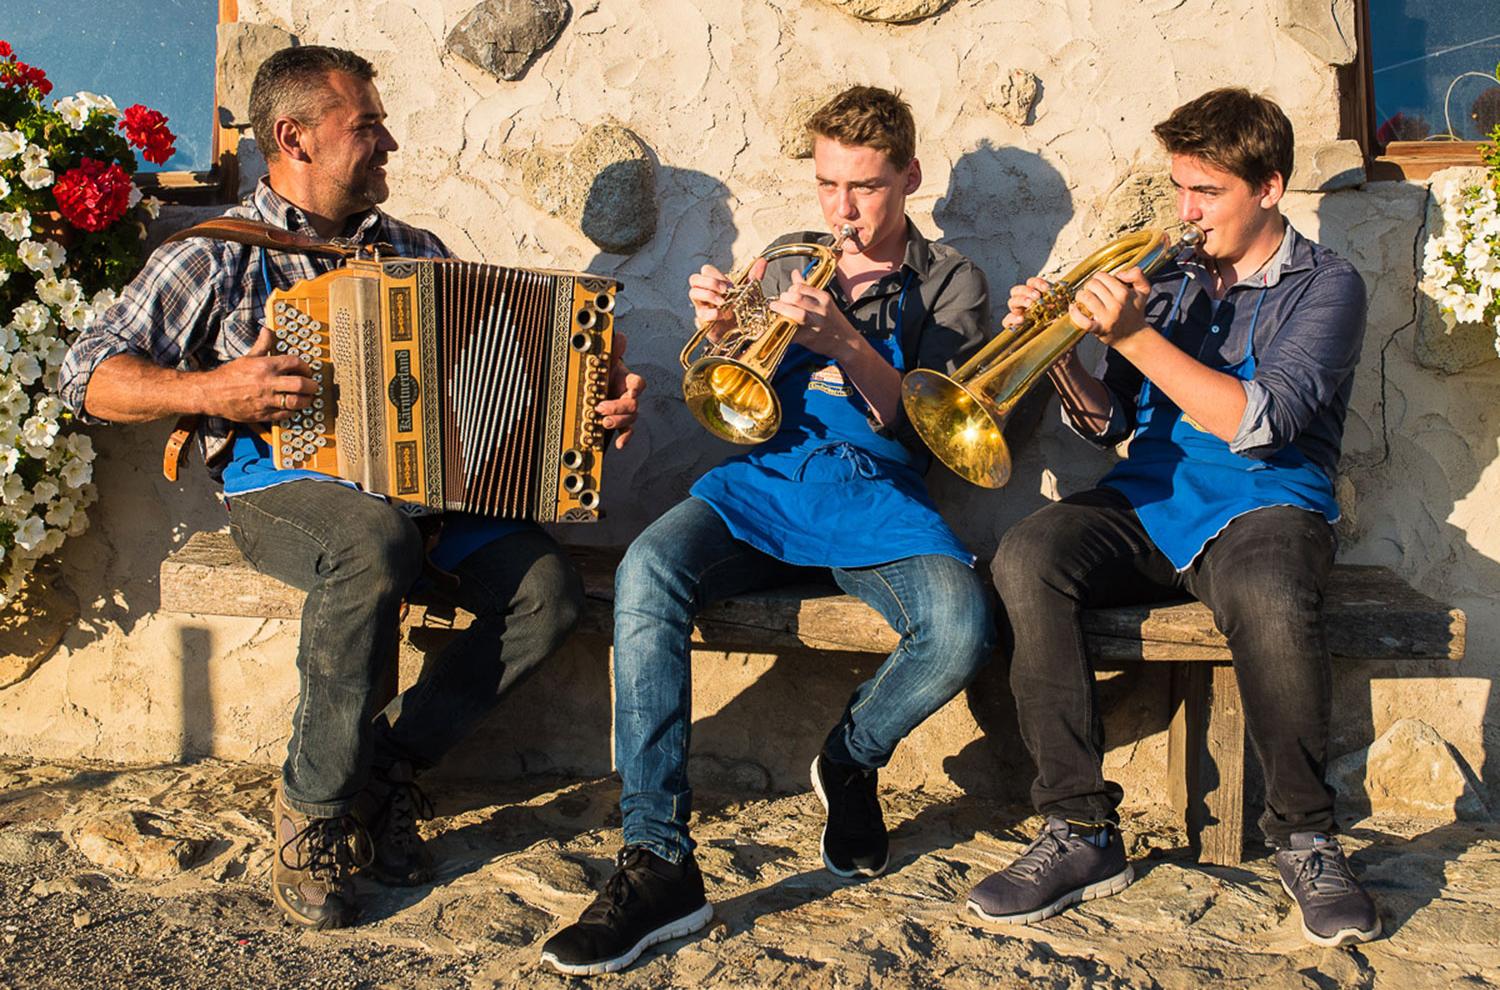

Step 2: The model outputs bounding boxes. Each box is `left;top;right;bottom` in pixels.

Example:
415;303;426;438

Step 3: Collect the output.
992;487;1337;846
227;479;583;818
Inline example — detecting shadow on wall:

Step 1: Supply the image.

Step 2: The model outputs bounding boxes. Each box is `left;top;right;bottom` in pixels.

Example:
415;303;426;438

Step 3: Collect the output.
434;164;741;784
1314;190;1500;816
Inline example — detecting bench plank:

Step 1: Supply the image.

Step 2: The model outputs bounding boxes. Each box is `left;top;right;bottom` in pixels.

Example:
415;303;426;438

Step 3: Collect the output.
162;533;1466;663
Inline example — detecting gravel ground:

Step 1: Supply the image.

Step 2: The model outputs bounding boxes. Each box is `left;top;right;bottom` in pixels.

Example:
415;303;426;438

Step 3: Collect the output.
1;757;1496;989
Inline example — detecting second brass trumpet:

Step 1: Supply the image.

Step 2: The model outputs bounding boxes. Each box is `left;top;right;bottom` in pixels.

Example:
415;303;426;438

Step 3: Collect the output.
680;226;853;443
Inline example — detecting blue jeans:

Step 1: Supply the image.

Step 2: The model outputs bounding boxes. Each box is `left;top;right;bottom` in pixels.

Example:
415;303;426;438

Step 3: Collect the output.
228;479;583;817
993;487;1338;845
613;497;995;864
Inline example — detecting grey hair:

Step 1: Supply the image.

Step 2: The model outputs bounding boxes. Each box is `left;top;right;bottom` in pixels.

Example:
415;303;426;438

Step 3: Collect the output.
249;46;376;161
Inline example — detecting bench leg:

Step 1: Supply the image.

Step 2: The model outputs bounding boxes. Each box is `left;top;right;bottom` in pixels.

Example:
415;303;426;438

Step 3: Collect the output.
1168;662;1246;867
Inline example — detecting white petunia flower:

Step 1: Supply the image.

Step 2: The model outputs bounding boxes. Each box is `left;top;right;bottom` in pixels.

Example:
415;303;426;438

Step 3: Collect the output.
13;515;45;552
0;174;9;199
54;96;89;131
77;91;119;117
11;351;41;386
20;166;54;190
37;528;64;555
2;474;25;505
67;433;94;461
0;446;16;473
17;239;56;273
45;499;74;529
20;145;46;169
0;130;25;160
141;196;162;220
10;301;49;336
33;396;61;421
31;479;57;506
0;209;31;241
35;275;82;308
41;239;64;270
60;457;92;489
66;511;89;537
61;301;93;331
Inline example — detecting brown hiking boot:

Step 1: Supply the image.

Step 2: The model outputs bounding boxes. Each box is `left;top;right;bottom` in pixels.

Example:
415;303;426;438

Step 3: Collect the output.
354;760;436;886
271;787;369;929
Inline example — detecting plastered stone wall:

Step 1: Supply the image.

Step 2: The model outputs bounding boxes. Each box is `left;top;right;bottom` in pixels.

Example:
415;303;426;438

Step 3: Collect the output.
2;0;1495;820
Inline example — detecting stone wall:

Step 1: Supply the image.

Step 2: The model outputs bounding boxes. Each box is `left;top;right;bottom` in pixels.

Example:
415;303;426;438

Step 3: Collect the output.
2;0;1495;822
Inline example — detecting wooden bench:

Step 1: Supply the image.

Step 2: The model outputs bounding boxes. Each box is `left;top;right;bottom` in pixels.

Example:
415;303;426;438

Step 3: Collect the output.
161;531;1466;866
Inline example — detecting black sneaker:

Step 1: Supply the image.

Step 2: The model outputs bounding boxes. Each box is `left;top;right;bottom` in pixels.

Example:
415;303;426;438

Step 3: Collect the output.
810;753;889;878
965;817;1133;925
1274;832;1382;946
354;760;435;886
540;846;713;975
271;787;371;930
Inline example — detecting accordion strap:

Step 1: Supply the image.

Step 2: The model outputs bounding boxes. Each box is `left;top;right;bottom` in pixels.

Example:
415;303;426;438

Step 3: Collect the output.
163;414;199;482
161;217;366;259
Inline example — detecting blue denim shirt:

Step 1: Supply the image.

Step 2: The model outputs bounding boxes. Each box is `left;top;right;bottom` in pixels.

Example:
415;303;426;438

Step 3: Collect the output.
1070;223;1367;480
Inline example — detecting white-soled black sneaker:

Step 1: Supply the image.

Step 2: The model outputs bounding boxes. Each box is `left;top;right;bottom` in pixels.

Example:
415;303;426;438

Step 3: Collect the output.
1274;832;1382;946
810;753;889;878
966;817;1132;925
540;846;712;976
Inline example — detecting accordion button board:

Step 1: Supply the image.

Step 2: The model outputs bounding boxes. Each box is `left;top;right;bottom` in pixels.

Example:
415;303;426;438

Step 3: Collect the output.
261;258;620;523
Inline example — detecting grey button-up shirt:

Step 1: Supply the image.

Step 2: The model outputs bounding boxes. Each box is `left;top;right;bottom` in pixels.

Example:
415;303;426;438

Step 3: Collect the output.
760;218;993;457
58;179;449;474
1070;223;1366;479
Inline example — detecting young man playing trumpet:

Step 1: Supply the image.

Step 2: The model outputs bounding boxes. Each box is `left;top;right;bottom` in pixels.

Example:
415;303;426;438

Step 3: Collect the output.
542;85;996;975
969;89;1380;946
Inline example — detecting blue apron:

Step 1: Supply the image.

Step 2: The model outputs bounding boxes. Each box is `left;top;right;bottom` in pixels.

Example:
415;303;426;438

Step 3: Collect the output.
691;275;973;568
1101;278;1340;571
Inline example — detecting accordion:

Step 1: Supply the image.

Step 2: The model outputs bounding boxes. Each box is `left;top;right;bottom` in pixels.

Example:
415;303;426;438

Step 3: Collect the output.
260;258;620;522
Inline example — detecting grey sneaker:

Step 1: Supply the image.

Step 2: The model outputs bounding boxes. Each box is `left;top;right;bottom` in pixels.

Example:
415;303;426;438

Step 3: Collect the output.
966;817;1133;925
1274;832;1382;946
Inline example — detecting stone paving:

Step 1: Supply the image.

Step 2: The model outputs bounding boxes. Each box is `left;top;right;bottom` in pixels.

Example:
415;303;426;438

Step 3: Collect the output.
1;758;1496;989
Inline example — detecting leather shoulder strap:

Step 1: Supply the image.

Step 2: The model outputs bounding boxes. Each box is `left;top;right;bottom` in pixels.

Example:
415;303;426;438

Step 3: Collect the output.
161;217;358;259
162;415;199;482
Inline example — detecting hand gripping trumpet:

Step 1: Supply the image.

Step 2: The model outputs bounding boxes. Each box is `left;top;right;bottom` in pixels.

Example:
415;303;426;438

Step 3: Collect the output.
900;223;1204;488
680;226;854;443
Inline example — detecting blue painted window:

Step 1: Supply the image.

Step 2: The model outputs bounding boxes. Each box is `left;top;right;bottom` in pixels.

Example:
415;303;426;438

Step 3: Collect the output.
2;0;218;172
1369;1;1500;150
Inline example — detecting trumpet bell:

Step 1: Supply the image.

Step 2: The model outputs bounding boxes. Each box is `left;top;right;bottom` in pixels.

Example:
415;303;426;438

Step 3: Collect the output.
682;356;782;444
902;369;1012;489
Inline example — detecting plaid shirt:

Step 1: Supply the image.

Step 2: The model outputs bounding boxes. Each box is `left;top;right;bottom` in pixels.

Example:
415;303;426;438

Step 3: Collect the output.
59;178;450;473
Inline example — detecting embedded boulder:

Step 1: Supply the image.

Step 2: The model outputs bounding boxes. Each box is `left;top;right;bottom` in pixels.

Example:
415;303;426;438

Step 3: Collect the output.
1328;718;1492;822
447;0;570;82
516;122;657;254
0;562;78;690
1290;140;1365;191
779;92;830;159
1096;170;1178;242
215;22;298;127
988;69;1040;127
816;0;951;23
1275;0;1357;66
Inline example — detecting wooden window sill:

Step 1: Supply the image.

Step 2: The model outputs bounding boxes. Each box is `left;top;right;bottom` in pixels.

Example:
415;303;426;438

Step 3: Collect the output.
1369;141;1487;181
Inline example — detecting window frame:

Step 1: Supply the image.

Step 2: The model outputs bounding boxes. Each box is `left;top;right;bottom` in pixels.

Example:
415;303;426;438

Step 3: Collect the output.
132;0;241;204
1352;0;1488;181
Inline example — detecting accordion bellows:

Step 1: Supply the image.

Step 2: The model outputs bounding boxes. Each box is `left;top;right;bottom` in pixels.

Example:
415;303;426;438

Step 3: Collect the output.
261;258;620;522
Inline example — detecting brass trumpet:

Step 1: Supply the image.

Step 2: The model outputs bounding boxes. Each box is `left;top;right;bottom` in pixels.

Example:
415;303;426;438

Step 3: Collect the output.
680;226;853;443
901;223;1204;488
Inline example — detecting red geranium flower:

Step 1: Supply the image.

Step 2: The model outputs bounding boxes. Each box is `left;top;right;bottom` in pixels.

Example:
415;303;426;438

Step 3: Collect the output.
119;103;176;166
53;158;133;232
0;41;12;59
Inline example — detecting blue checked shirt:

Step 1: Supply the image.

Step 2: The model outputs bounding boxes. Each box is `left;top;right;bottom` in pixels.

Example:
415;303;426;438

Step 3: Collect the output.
59;178;451;477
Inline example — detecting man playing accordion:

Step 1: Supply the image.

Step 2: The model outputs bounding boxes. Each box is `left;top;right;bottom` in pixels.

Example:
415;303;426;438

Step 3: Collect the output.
59;45;643;930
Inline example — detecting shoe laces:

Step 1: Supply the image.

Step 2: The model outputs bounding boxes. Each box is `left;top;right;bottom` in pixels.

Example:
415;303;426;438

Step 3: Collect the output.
1005;826;1070;882
581;847;651;927
827;759;881;834
279;815;373;882
378;776;434;854
1291;842;1359;900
